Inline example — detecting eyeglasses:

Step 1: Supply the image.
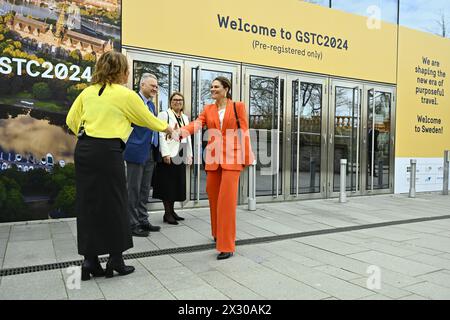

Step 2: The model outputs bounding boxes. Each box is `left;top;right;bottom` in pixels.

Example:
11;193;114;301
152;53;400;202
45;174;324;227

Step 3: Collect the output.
172;99;184;103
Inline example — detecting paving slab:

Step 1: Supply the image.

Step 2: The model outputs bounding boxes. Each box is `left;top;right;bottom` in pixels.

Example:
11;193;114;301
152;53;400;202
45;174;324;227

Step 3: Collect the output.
417;271;450;289
53;239;81;262
161;226;210;247
348;277;413;299
348;250;441;277
49;222;73;235
0;270;67;300
171;285;231;300
406;253;450;270
138;255;183;271
3;239;56;269
198;270;265;300
403;282;450;300
149;265;211;292
61;266;105;300
222;267;331;300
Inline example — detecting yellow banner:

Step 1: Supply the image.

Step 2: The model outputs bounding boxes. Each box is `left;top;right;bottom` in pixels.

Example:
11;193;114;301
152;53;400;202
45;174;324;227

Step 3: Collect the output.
396;27;450;157
122;0;397;84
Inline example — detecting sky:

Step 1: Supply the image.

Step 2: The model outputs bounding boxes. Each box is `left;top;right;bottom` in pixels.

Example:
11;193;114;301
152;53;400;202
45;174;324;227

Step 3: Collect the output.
302;0;450;37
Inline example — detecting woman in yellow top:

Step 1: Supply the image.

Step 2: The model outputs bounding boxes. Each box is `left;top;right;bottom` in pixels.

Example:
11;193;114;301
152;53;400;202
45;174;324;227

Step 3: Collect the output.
66;51;173;280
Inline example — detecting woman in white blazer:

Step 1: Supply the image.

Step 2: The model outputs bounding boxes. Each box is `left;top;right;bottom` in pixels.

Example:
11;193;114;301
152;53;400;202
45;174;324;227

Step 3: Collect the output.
152;92;193;224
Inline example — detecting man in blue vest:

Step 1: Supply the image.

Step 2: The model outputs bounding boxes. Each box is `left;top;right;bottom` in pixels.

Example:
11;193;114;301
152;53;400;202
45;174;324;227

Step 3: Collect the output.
125;73;161;237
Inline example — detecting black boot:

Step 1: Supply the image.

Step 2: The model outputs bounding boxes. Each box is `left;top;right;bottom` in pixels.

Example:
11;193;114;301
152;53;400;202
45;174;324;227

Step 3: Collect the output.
163;201;178;225
170;201;185;221
105;253;135;278
81;255;105;281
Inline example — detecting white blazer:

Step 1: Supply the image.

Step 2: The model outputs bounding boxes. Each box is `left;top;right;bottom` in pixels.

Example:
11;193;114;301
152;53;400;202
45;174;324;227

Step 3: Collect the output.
158;109;193;159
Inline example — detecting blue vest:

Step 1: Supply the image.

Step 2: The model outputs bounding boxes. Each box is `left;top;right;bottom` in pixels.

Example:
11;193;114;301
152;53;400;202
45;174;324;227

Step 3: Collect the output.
123;95;157;164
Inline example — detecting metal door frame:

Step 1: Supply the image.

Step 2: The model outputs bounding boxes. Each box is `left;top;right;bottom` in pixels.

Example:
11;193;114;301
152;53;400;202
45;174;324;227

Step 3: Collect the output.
183;59;241;208
241;67;286;203
361;84;396;195
284;74;329;201
124;49;185;212
328;79;364;198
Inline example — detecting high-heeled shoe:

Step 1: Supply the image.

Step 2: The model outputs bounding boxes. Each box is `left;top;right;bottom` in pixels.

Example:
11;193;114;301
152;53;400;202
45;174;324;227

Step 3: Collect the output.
217;252;233;260
172;211;185;221
81;259;105;281
105;255;135;278
163;213;179;225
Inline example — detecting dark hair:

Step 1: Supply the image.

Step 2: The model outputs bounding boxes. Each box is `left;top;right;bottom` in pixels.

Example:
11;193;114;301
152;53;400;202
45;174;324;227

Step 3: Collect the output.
213;76;232;99
91;51;128;86
169;92;185;111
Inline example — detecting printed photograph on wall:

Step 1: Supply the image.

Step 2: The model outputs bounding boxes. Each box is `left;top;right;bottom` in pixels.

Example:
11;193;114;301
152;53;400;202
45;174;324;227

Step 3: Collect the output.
0;0;121;222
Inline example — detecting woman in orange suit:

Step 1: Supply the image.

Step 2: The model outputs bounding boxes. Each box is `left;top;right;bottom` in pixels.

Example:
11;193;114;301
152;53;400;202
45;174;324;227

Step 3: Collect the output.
177;76;254;260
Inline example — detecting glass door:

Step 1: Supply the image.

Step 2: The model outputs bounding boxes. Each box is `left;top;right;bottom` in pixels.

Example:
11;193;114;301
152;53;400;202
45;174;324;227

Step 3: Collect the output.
287;75;328;200
243;68;284;201
125;51;184;209
328;80;363;196
363;86;395;193
185;61;240;205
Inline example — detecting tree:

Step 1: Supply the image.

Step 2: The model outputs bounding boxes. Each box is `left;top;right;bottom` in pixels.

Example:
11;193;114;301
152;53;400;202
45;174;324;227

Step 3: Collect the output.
0;179;6;211
0;176;26;222
54;185;76;216
32;82;52;100
83;52;96;63
436;13;448;38
69;49;82;63
67;83;88;102
10;76;23;94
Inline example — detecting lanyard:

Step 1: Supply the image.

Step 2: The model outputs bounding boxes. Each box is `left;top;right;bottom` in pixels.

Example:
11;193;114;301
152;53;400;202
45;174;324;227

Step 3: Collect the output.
169;109;185;127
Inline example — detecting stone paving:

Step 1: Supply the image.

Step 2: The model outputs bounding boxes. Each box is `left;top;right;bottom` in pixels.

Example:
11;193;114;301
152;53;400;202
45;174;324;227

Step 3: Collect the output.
1;193;450;299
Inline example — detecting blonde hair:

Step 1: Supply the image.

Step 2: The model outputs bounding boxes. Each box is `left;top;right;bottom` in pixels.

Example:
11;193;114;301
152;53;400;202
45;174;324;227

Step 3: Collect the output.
91;51;129;86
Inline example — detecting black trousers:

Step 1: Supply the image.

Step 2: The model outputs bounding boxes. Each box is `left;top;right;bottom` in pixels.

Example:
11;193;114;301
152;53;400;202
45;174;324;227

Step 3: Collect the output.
74;136;133;256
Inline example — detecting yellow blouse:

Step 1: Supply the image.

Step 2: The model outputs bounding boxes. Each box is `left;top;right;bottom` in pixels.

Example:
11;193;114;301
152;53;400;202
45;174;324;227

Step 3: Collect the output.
66;83;168;142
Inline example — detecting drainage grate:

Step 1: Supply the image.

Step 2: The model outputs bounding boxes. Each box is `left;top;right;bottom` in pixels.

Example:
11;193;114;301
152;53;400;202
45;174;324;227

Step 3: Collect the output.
1;214;449;278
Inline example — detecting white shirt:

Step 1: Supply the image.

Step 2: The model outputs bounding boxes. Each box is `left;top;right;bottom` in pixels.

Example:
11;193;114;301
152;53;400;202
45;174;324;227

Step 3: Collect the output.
218;108;226;129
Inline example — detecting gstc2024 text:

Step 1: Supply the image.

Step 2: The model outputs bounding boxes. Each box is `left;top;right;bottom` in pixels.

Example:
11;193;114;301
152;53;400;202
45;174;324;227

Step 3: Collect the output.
217;14;349;51
0;56;92;82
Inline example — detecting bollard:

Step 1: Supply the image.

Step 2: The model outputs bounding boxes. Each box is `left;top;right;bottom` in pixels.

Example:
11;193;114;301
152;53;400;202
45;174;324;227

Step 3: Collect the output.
443;151;449;195
339;159;347;203
409;159;416;198
248;163;256;211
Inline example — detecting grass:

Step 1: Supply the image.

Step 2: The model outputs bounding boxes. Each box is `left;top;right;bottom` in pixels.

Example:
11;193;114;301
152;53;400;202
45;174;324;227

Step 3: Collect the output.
34;100;64;112
0;93;65;112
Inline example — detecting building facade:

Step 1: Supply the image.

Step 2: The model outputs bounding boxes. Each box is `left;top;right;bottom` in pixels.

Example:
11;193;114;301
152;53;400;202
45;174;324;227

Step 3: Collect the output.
120;0;450;209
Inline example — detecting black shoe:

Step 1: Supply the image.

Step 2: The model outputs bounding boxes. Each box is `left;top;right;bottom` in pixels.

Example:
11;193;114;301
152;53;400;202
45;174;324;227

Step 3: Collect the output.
217;252;233;260
105;256;135;278
141;223;161;232
131;227;149;237
163;213;178;225
172;211;185;221
81;258;105;281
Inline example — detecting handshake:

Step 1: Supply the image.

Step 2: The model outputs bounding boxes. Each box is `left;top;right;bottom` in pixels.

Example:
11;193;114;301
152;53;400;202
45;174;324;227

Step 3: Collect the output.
164;123;182;141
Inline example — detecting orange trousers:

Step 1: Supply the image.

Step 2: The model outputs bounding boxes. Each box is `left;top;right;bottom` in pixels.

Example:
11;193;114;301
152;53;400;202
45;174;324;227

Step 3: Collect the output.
206;167;241;253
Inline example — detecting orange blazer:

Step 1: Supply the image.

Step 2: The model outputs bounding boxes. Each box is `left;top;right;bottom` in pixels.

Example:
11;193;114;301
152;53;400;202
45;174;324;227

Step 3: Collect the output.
181;99;254;171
